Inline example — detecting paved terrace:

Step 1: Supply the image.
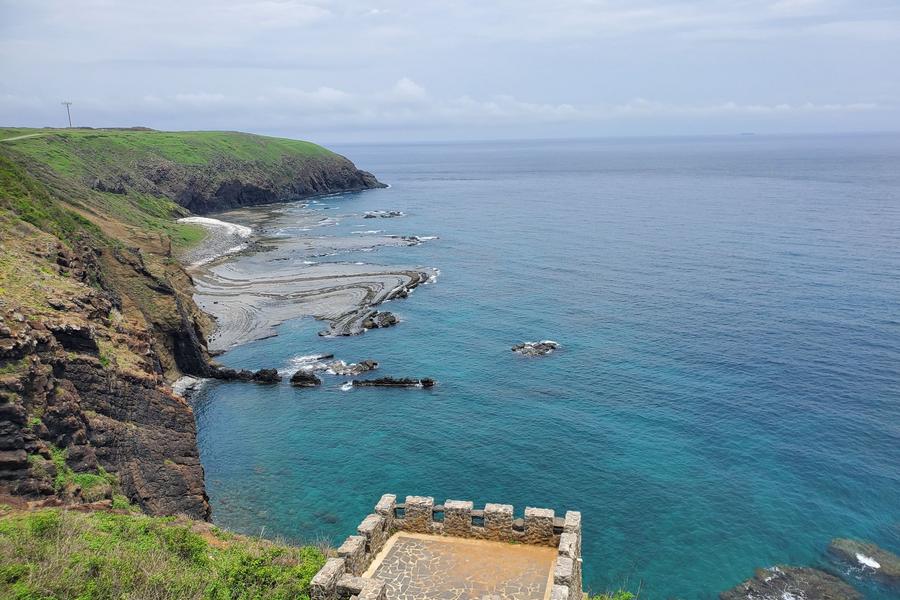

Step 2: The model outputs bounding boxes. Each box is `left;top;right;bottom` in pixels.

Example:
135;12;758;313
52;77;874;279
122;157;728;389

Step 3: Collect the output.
311;494;583;600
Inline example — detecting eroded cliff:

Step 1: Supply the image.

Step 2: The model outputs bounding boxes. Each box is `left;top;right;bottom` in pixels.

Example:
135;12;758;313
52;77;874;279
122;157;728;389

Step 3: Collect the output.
0;128;384;517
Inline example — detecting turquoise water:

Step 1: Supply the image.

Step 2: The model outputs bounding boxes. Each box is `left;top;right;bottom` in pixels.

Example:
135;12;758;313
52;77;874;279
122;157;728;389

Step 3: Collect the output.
192;135;900;599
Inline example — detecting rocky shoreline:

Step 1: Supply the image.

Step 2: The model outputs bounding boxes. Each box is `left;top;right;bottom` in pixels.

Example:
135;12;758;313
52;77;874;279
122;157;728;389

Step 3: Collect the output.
181;204;438;352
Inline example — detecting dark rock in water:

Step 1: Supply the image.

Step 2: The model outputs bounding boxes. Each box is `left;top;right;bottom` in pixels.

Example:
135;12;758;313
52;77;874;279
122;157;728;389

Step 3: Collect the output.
829;538;900;586
290;370;321;387
362;311;398;330
512;340;560;357
363;210;404;219
251;368;281;384
210;366;254;381
350;377;435;388
720;566;861;600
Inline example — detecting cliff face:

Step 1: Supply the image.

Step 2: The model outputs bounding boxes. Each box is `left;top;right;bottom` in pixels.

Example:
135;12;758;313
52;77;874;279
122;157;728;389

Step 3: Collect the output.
0;128;383;517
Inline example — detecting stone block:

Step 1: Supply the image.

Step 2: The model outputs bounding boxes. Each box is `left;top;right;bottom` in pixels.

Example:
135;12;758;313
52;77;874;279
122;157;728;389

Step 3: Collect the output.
558;532;577;559
337;535;368;576
310;557;346;600
375;493;396;532
554;556;575;587
550;584;571;600
404;495;434;533
357;513;386;554
484;503;513;541
337;574;365;597
564;510;582;556
524;506;555;545
443;499;473;537
357;579;387;600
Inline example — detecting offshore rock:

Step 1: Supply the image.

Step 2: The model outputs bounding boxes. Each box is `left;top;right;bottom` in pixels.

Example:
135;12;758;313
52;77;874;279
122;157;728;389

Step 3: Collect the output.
720;566;861;600
251;369;281;384
290;370;321;387
351;377;435;388
512;340;560;357
362;312;398;330
829;538;900;586
325;359;378;376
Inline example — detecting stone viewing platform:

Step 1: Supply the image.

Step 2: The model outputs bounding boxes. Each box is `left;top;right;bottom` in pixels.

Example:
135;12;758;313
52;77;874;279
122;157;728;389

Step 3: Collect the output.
311;494;583;600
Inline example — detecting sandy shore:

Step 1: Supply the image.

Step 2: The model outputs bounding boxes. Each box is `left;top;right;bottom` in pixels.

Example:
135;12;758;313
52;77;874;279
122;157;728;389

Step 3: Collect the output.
178;203;437;352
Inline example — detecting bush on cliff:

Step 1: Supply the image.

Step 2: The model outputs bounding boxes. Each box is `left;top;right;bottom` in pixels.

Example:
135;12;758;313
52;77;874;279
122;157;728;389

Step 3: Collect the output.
0;508;326;600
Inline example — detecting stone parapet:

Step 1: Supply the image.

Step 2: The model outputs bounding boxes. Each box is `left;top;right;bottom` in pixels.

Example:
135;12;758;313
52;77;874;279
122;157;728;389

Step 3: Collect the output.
309;493;583;600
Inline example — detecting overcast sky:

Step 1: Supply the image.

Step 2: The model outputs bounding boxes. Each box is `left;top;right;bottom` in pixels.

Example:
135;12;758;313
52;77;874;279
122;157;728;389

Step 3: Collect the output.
1;0;899;142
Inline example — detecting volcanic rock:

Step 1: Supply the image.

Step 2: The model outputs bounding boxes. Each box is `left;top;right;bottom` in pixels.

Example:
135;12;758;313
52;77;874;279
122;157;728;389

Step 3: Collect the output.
720;566;861;600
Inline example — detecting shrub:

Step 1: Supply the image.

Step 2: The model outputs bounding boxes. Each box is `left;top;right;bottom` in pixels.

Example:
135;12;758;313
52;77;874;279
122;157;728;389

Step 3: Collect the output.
0;509;326;600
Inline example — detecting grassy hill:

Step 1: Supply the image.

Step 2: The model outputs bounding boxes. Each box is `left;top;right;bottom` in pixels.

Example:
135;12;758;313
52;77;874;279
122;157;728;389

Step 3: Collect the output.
0;127;381;517
0;127;377;250
0;505;326;600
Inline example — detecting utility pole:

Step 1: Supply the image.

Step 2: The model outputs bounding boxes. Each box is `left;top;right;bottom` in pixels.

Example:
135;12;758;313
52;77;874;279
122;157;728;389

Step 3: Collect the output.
61;101;73;127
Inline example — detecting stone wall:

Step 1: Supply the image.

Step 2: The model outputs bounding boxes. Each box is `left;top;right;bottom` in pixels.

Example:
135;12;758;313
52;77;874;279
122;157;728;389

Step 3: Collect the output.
310;494;583;600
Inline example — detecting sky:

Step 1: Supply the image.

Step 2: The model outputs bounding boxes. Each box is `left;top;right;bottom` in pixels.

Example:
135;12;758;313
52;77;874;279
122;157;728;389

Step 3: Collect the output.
1;0;899;143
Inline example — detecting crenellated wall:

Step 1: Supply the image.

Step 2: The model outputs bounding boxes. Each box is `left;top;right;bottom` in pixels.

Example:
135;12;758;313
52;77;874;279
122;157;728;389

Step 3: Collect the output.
310;493;583;600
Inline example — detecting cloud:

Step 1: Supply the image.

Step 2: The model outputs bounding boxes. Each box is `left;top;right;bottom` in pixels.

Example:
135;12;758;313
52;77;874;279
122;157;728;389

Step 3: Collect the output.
1;79;886;137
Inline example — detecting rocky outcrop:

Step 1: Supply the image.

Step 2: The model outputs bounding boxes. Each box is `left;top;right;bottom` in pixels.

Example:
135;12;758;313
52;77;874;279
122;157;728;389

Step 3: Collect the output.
512;340;560;357
362;312;398;330
720;566;860;600
350;377;435;388
829;539;900;586
172;157;385;214
290;370;322;387
0;313;209;519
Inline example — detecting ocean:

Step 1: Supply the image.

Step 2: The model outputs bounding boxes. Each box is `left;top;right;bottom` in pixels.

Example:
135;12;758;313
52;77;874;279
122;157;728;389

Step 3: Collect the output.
190;134;900;599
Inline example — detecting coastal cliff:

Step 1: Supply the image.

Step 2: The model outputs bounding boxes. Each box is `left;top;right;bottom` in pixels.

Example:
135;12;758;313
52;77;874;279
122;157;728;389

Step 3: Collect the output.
0;128;384;517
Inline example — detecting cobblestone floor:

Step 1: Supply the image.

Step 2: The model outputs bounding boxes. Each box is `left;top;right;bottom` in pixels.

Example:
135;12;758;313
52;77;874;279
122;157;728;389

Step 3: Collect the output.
364;532;557;600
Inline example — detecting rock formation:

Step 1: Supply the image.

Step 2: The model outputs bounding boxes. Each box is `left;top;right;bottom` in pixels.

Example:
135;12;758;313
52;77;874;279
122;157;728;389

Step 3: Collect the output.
512;340;560;357
720;566;861;600
350;377;435;388
829;538;900;586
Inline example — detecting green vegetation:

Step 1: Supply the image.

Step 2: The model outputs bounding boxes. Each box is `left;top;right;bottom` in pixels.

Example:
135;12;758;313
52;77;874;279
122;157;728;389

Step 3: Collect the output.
0;128;334;176
590;590;637;600
0;508;327;600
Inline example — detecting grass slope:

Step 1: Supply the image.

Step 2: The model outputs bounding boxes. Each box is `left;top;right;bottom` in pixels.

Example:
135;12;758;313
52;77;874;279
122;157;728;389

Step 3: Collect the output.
0;127;340;252
0;507;326;600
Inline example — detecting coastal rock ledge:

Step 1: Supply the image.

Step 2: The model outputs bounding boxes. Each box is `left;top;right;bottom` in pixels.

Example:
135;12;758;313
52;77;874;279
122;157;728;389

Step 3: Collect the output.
720;566;861;600
829;538;900;586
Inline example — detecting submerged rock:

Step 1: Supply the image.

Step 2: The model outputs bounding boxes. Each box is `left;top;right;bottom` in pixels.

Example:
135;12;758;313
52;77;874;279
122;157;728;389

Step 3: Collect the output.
512;340;560;357
350;377;435;388
829;538;900;586
290;370;321;387
363;210;404;218
720;566;861;600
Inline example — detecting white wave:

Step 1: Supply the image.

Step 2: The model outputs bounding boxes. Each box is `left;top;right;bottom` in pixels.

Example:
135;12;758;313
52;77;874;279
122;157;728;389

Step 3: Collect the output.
856;553;881;569
302;260;318;265
190;243;249;267
177;216;251;238
340;381;354;391
426;268;441;284
278;353;333;376
171;376;208;397
352;230;383;235
417;236;438;241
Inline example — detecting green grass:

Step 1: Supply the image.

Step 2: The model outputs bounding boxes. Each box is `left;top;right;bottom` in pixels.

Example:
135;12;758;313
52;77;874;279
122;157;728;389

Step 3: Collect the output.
0;128;335;175
0;508;326;600
590;590;637;600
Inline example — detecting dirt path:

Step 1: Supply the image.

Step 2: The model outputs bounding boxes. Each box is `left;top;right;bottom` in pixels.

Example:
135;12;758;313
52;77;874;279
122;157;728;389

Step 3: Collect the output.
0;133;43;142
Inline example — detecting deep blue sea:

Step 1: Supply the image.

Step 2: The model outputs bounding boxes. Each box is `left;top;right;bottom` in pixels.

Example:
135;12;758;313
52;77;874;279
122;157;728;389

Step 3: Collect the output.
191;134;900;599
